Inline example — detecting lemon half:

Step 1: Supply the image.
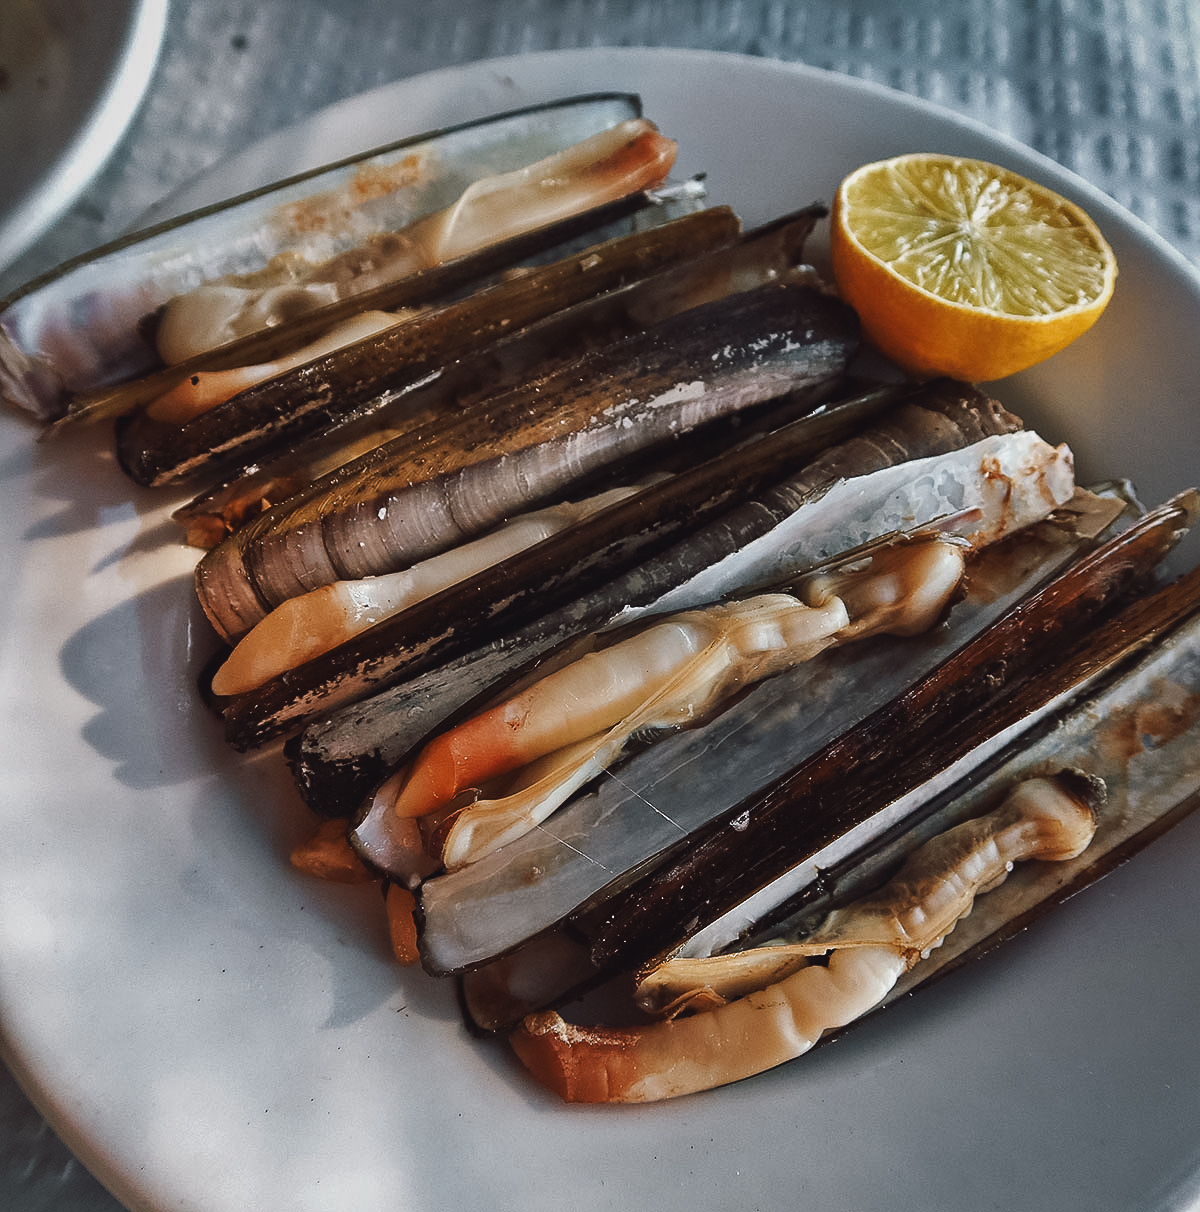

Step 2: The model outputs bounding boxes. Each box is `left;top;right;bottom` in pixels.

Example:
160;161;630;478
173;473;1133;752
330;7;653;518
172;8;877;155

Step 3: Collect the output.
830;152;1117;381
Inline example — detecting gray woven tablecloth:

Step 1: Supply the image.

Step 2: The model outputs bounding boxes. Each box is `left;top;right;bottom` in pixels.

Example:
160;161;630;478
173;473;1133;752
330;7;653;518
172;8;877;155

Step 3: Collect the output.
4;1;1199;1208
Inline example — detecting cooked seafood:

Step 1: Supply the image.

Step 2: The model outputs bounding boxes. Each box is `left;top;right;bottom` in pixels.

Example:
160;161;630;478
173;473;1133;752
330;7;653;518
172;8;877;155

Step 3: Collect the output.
386;533;966;874
511;772;1101;1102
632;771;1106;1018
17;86;1200;1116
425;489;1183;981
194;277;860;644
210;484;643;697
116;200;743;491
285;379;1031;818
1;93;645;420
152;117;678;366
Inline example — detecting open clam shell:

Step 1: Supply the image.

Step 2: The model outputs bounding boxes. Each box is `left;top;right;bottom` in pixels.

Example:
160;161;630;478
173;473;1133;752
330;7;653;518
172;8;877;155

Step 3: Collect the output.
414;444;1099;978
285;379;1023;820
0;93;644;420
457;494;1199;1037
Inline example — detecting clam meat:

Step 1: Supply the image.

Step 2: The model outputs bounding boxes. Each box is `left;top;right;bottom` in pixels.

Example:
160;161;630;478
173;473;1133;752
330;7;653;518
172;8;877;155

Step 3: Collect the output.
0;93;649;420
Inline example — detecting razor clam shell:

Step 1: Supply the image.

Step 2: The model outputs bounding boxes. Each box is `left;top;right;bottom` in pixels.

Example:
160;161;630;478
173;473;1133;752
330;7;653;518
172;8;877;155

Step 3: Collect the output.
71;178;706;434
413;444;1090;977
456;499;1198;1032
0;93;641;420
116;204;751;491
578;491;1199;973
288;378;1020;818
221;383;895;751
195;278;860;643
172;204;828;549
682;566;1200;1024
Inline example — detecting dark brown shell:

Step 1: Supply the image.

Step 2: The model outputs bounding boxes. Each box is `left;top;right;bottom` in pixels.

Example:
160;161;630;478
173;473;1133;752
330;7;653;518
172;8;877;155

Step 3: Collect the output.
195;277;861;644
579;492;1200;972
284;378;1021;817
115;205;746;490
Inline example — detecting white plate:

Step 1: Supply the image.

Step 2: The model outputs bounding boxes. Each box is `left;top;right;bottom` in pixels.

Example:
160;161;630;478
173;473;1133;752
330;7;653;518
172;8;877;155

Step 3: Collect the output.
3;47;1200;1212
0;0;169;270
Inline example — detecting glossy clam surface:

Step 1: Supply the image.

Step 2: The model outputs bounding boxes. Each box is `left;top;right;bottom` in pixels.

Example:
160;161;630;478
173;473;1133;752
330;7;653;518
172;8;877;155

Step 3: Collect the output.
0;93;642;419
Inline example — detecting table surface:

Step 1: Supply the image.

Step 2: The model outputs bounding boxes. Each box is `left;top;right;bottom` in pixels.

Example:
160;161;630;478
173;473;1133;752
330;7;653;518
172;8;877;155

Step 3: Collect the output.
3;1;1199;1208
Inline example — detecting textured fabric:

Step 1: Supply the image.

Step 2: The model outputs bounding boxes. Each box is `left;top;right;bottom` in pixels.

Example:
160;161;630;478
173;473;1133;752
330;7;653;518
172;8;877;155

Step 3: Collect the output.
2;0;1199;299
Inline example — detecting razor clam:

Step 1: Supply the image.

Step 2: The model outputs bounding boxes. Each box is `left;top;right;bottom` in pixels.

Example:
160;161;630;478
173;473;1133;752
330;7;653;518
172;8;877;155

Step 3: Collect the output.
286;378;1027;818
616;587;1200;1056
68;174;702;435
412;439;1088;977
151;118;678;367
194;277;861;643
631;769;1108;1019
170;203;826;548
655;561;1200;974
512;771;1107;1102
219;383;899;751
408;533;970;873
578;492;1199;973
210;484;649;700
1;94;645;421
457;498;1199;1031
119;203;822;493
